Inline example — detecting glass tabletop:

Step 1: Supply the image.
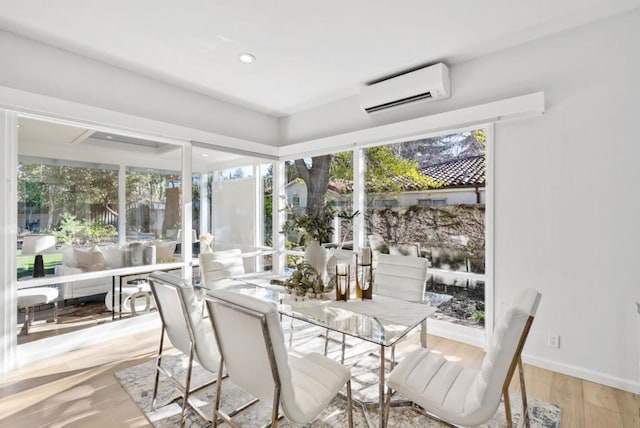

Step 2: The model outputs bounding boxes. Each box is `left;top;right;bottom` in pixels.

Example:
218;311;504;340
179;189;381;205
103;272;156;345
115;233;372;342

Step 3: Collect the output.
224;279;437;347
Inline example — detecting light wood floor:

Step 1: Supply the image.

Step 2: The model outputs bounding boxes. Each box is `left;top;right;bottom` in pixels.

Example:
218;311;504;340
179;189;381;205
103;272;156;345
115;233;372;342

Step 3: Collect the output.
0;329;637;427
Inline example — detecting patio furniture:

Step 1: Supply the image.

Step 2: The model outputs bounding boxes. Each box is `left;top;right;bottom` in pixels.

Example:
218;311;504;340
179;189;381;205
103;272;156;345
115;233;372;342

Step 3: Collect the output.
148;272;220;426
206;289;354;428
17;286;58;334
385;288;541;428
104;280;154;315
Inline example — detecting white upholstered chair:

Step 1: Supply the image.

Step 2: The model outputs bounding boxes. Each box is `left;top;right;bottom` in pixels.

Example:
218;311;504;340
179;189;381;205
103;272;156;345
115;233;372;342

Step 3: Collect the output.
199;248;245;289
148;272;220;426
375;254;430;349
385;288;541;428
206;289;354;427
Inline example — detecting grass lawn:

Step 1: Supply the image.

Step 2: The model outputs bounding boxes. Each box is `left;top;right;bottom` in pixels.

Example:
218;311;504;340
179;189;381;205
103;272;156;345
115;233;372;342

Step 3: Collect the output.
17;253;63;279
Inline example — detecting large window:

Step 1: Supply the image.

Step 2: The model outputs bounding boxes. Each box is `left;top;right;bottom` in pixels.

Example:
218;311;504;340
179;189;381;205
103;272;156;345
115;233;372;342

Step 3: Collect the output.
17;159;118;278
364;129;487;328
282;152;355;269
126;168;181;243
281;129;487;328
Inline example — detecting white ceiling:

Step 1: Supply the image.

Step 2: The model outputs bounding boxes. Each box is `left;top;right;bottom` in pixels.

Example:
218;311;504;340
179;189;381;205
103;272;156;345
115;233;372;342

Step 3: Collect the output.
1;0;638;117
17;118;256;172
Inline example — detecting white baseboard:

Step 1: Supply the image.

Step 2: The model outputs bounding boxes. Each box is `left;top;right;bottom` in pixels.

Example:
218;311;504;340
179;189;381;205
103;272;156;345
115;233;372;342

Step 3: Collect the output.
523;354;640;394
17;312;161;367
428;320;640;394
427;318;486;349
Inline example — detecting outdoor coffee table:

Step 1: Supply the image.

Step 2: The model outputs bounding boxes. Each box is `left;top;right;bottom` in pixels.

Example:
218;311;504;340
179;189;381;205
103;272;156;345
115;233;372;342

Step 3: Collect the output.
225;280;437;428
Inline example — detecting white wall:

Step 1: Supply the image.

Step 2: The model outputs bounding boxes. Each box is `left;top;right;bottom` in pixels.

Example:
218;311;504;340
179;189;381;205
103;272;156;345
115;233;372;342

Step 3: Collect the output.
0;30;280;146
282;9;640;391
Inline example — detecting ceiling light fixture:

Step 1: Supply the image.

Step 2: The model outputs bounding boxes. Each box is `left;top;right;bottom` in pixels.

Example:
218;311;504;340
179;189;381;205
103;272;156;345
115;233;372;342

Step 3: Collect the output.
201;153;209;157
238;53;256;63
106;135;113;139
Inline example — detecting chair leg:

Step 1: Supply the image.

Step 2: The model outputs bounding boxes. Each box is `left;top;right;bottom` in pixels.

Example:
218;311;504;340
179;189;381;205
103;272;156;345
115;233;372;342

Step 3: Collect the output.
341;333;346;364
151;327;165;409
503;386;513;427
213;356;225;428
23;306;30;335
324;328;330;356
420;319;427;348
180;343;195;427
518;357;530;428
384;387;393;428
346;379;353;428
391;344;396;369
289;316;294;347
271;385;281;428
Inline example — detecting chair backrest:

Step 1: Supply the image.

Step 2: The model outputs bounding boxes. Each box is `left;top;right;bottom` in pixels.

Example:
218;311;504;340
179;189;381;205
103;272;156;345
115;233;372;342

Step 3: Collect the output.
206;290;297;418
199;249;245;289
463;289;541;422
373;254;429;302
149;272;219;372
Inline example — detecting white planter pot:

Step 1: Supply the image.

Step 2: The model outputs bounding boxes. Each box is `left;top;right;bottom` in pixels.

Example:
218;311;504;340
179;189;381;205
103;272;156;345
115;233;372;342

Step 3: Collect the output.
304;240;328;284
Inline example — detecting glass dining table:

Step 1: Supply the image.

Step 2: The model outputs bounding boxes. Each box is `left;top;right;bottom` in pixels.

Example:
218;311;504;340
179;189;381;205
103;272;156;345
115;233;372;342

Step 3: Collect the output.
223;277;438;427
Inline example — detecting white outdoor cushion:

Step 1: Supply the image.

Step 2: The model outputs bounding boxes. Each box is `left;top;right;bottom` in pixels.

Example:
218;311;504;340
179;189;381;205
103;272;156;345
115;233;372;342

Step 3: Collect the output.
154;241;177;263
100;246;126;268
73;246;107;271
60;246;77;268
18;287;59;308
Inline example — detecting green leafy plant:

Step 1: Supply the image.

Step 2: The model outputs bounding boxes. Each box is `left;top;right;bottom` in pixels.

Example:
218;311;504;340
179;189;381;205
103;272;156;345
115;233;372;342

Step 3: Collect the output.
471;310;485;325
281;203;336;245
285;262;323;295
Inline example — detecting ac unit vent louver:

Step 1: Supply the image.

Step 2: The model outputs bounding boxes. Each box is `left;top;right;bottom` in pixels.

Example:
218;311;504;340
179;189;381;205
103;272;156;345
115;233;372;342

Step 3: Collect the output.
360;63;450;113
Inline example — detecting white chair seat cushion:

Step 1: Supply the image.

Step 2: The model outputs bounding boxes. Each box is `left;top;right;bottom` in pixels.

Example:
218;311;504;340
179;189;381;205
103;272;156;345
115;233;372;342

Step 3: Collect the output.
286;352;350;424
18;287;59;308
387;348;481;424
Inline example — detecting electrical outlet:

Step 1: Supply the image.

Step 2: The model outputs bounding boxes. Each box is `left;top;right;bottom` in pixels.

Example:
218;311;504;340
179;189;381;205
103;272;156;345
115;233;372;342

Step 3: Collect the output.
547;334;560;349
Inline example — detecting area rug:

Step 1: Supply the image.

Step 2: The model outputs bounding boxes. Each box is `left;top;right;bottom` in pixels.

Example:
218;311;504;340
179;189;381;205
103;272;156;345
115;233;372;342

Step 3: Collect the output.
115;325;561;427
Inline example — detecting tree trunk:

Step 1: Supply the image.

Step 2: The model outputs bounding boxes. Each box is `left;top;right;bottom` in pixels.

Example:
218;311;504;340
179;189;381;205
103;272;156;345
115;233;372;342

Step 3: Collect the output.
163;187;182;236
294;155;333;218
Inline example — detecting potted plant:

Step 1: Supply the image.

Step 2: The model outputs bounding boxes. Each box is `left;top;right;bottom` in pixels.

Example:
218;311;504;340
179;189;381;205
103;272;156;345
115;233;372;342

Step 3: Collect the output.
284;262;324;297
282;203;336;281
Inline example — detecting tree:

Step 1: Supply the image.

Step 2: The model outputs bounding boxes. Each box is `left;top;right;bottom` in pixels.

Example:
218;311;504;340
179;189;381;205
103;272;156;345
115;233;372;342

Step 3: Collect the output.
294;155;333;218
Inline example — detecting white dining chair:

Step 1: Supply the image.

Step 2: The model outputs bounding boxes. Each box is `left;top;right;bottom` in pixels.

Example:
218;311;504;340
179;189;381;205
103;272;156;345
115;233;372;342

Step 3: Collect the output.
199;248;245;289
385;288;541;428
375;254;429;355
206;289;354;427
148;272;220;426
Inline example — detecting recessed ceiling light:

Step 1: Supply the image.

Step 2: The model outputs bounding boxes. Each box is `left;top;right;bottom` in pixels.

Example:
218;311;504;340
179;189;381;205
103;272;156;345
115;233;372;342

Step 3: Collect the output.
201;154;209;157
106;135;113;139
16;124;21;128
238;53;256;63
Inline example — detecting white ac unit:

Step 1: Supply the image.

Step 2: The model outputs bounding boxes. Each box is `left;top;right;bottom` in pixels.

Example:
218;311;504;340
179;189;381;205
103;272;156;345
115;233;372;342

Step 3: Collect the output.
360;63;450;113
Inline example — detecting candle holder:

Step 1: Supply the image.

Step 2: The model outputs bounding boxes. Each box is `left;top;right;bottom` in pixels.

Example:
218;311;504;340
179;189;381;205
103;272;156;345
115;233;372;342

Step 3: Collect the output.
335;264;350;301
358;262;373;299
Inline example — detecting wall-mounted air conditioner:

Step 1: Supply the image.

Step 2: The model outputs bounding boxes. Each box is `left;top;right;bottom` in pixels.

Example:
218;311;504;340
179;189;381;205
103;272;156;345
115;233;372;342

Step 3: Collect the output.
360;63;450;113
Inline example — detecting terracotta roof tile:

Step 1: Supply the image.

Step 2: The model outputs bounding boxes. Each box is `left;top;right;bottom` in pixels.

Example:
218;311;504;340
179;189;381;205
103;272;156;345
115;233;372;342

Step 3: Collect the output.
421;155;485;187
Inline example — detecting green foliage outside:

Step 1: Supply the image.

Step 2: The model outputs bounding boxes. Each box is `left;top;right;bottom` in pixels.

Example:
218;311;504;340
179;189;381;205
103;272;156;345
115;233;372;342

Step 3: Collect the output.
281;202;336;245
44;213;117;245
